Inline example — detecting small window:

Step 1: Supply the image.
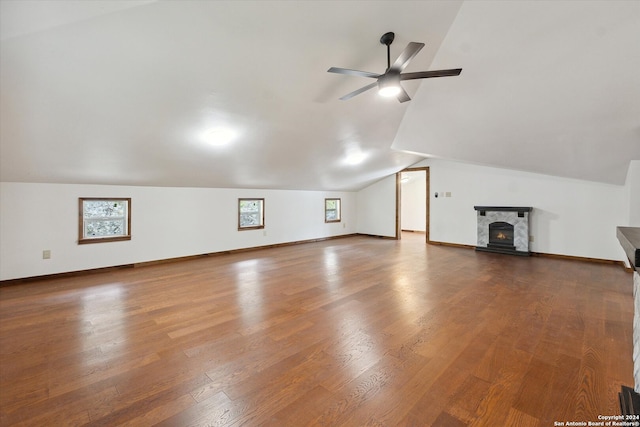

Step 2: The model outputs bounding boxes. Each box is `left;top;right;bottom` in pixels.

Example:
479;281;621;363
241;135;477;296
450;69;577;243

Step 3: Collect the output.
325;198;341;223
238;198;264;230
79;198;131;244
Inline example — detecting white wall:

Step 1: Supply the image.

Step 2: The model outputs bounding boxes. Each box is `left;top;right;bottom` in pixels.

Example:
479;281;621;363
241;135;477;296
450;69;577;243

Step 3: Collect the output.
356;175;396;238
401;171;426;232
628;160;640;227
414;158;629;262
0;182;357;280
3;157;635;280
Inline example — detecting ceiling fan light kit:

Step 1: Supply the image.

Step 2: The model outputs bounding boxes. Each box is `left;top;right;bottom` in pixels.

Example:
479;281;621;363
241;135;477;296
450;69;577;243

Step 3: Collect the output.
328;31;462;103
377;72;401;97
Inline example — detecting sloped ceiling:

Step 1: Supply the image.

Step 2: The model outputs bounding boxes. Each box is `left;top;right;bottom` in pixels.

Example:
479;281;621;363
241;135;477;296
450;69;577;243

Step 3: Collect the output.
393;0;640;185
1;1;638;191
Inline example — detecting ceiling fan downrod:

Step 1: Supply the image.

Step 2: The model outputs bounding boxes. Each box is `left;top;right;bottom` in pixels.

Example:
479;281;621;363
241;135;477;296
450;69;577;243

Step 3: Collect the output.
380;32;395;71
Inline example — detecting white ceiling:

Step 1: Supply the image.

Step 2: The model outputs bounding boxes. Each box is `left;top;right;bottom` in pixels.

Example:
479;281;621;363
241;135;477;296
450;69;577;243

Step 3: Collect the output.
1;0;638;191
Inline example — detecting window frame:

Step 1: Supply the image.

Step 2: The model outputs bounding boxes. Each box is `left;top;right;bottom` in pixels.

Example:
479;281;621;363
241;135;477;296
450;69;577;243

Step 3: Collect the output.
325;198;341;223
238;198;265;230
78;197;131;244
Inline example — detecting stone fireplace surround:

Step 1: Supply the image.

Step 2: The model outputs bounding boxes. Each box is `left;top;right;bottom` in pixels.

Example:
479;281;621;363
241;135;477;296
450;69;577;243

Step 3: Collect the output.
474;206;532;256
616;226;640;414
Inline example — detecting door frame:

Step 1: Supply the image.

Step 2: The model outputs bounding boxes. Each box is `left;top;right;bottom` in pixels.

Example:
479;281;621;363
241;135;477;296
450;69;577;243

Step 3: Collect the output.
396;166;430;243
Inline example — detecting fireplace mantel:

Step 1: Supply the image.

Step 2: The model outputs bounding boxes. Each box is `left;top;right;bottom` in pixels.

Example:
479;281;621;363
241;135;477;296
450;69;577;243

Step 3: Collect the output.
474;206;533;214
617;226;640;273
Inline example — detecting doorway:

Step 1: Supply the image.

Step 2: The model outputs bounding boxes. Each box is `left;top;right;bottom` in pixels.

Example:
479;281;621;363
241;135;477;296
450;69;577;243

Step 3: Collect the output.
397;167;429;242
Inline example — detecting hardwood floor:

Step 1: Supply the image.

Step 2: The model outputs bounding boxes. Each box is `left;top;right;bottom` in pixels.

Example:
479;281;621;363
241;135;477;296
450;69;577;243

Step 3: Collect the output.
0;233;634;426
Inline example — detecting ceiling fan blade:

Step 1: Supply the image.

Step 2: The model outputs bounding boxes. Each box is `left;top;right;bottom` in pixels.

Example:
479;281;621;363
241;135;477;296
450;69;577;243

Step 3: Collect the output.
396;86;411;103
390;42;425;72
328;67;380;79
400;68;462;80
339;82;378;101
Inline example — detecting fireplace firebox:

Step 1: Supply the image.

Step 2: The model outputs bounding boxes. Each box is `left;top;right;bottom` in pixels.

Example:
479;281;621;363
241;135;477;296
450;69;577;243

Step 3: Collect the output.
488;222;516;250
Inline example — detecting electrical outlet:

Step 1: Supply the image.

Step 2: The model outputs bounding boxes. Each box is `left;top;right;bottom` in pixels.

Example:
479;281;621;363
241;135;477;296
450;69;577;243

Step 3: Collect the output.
445;192;451;197
529;235;534;242
263;230;267;237
42;250;51;259
343;222;346;228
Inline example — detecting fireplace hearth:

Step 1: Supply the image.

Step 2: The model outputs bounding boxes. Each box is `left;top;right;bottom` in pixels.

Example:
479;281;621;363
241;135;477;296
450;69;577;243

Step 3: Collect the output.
474;206;532;256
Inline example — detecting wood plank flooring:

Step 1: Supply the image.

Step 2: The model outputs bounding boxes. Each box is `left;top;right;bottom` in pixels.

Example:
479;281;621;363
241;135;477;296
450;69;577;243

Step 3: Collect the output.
0;233;634;426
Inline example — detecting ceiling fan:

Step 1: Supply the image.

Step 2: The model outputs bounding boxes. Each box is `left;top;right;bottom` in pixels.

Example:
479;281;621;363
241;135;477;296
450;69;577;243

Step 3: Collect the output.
328;32;462;103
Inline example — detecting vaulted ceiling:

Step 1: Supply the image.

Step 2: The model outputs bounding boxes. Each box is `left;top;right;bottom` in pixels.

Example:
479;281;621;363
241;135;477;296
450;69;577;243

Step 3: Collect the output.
1;1;638;191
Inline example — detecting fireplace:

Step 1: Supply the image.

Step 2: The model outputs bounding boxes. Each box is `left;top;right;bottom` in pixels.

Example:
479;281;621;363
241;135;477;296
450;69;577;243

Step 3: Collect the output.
474;206;532;256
